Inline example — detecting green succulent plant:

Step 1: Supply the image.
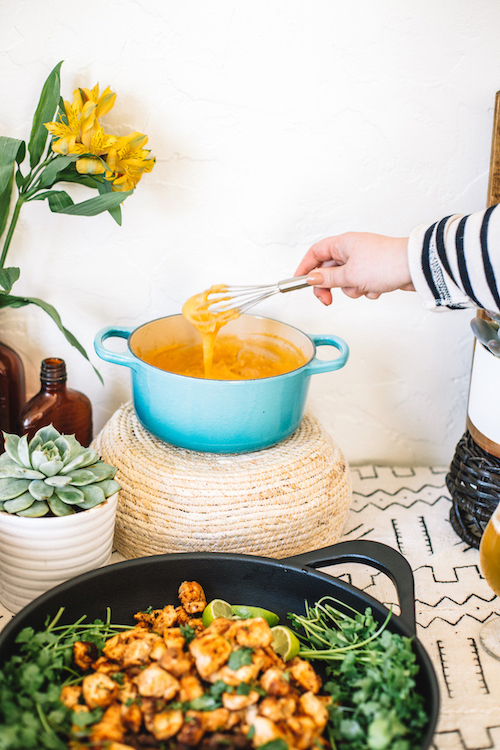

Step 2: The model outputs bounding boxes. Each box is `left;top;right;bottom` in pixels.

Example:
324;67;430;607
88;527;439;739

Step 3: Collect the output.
0;425;120;517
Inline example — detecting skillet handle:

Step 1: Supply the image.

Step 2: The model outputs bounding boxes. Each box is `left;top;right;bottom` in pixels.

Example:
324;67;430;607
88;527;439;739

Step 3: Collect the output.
283;540;416;635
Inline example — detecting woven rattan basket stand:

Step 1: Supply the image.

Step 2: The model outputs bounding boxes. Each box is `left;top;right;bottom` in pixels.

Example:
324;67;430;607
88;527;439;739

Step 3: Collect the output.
93;402;352;560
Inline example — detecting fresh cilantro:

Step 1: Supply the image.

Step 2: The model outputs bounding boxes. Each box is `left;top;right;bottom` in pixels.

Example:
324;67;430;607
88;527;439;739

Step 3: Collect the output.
179;623;196;644
228;646;253;670
71;706;104;729
236;682;251;695
210;680;230;698
111;672;124;684
0;606;130;750
186;679;231;711
288;597;429;750
187;694;222;711
257;740;288;750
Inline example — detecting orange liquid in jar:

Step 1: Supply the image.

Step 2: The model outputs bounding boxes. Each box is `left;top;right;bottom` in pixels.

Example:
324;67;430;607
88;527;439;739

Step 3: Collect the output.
143;333;307;380
479;506;500;597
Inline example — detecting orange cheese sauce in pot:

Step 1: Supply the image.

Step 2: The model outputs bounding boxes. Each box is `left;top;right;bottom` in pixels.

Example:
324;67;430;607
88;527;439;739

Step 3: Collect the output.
140;284;308;380
142;332;308;380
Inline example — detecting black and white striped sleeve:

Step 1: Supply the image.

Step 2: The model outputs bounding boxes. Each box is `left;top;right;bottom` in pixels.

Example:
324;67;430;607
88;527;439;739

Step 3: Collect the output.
407;204;500;313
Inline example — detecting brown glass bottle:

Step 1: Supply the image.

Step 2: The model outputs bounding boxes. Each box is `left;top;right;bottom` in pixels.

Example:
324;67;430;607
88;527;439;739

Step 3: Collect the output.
0;341;26;443
19;358;93;446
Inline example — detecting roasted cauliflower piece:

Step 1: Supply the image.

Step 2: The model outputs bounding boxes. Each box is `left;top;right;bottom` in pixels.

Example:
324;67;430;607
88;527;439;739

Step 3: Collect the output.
82;672;119;709
246;715;284;746
288;656;322;694
189;632;233;679
225;617;273;648
120;699;143;734
73;640;98;671
145;707;184;740
177;711;205;745
209;650;265;686
287;715;320;750
260;666;291;696
89;703;125;743
299;690;330;730
159;645;194;676
179;673;205;702
134;604;178;633
134;662;180;700
121;632;161;667
60;684;82;709
259;695;297;722
222;689;261;711
178;580;207;614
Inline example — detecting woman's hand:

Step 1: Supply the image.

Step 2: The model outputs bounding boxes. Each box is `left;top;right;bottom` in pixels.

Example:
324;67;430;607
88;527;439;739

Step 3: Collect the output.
295;232;414;305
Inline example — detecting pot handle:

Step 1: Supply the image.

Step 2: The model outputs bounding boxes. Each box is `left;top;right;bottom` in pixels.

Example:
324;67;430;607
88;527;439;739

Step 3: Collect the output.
94;326;138;370
305;334;349;374
283;540;416;634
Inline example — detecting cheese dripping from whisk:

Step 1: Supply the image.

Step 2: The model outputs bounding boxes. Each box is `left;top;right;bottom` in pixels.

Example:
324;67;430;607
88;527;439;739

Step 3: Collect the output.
182;285;240;377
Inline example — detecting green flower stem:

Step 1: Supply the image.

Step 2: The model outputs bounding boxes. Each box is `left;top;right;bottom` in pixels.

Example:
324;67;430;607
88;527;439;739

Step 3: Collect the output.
0;195;24;269
0;151;58;269
23;153;58;197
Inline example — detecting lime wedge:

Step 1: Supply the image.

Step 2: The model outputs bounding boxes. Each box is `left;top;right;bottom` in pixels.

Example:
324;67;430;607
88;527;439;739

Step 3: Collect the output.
231;605;280;626
271;625;300;660
202;599;232;627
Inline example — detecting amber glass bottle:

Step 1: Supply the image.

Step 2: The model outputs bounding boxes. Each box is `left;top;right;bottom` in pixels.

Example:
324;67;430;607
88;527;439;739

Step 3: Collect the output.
0;341;26;440
19;358;93;446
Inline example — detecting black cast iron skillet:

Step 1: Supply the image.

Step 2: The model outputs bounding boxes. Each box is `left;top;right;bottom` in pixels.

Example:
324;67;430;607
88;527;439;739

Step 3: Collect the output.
0;540;439;748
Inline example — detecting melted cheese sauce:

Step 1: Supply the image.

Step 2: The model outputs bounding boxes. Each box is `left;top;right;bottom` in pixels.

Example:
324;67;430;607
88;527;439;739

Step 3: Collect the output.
172;284;307;379
182;285;240;376
143;332;308;380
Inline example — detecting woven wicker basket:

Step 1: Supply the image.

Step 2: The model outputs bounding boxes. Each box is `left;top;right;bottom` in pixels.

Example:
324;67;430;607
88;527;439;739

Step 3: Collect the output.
447;430;500;548
93;402;352;560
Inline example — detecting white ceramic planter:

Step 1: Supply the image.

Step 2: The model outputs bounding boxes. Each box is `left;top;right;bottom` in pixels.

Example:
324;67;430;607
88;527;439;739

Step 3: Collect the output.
467;342;500;455
0;492;119;614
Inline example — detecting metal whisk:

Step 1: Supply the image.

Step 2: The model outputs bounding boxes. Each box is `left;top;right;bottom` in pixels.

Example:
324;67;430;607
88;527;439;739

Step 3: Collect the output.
206;275;310;315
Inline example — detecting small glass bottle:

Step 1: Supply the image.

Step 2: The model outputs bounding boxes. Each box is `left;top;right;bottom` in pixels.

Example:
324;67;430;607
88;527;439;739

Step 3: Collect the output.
19;358;93;446
0;341;26;442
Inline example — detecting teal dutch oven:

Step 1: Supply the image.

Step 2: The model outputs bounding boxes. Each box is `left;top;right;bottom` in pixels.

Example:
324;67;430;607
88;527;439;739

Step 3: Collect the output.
94;314;349;453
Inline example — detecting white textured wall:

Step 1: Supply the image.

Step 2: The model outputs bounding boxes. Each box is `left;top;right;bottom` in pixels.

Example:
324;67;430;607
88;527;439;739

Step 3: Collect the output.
1;0;499;465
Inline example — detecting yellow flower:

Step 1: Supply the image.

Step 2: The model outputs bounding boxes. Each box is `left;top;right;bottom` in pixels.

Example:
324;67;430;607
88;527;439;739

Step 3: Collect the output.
105;132;156;192
75;127;118;175
45;100;83;156
73;85;116;150
45;83;154;191
45;83;117;156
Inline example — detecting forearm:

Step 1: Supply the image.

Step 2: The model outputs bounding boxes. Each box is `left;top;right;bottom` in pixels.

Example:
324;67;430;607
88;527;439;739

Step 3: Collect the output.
408;205;500;313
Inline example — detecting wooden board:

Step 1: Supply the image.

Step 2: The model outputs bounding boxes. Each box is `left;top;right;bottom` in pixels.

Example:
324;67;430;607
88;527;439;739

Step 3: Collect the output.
487;91;500;207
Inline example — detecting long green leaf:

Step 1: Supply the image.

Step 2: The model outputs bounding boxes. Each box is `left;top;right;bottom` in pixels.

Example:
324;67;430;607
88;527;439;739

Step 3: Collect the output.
96;178;123;225
49;190;133;217
28;61;63;170
50;166;103;190
0;137;25;195
0;137;25;237
0;292;103;383
0;170;14;240
30;189;75;212
34;154;79;191
0;267;20;293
